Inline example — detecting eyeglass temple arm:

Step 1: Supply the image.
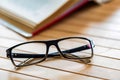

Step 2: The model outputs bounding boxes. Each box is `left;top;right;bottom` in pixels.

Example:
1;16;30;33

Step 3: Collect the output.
62;44;92;53
10;44;93;58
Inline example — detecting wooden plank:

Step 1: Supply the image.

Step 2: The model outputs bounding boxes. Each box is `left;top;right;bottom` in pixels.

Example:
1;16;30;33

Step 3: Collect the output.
52;23;120;41
1;20;119;69
1;37;119;60
39;58;120;80
75;0;120;18
0;38;120;79
0;58;101;80
63;18;120;32
0;69;44;80
0;0;120;79
37;30;120;59
39;29;120;50
1;47;120;80
57;13;120;34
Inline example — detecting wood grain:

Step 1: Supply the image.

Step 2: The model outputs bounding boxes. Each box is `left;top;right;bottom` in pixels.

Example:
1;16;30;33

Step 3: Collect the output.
0;0;120;80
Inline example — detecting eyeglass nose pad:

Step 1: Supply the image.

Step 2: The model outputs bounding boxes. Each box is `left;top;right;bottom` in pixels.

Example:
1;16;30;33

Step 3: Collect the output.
54;44;65;57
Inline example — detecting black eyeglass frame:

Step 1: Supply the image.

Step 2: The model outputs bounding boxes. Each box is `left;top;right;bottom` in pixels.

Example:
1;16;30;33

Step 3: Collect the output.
6;37;95;67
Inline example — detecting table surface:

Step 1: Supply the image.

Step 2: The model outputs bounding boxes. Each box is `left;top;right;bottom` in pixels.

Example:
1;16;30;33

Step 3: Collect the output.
0;0;120;80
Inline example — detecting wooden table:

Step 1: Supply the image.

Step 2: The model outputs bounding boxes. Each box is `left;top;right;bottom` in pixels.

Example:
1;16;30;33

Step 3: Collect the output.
0;0;120;80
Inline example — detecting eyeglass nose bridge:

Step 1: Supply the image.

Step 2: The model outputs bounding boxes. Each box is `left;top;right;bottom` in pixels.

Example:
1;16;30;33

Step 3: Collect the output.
46;40;64;57
46;40;58;46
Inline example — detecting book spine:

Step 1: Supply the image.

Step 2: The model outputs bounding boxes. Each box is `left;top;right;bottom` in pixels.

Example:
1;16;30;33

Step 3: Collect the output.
32;0;89;36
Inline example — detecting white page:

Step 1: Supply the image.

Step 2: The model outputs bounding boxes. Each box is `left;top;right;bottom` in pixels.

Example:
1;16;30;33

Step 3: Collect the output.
0;0;68;28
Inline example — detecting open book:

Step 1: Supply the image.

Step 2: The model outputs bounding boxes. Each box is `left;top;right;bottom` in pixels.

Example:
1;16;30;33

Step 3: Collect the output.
0;0;88;37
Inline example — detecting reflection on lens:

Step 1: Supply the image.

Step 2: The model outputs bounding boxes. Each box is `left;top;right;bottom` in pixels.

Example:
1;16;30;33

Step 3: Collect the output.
11;42;46;66
58;38;92;59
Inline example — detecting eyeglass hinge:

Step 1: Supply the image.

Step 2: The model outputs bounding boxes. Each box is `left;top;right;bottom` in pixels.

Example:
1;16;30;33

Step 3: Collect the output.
6;49;10;58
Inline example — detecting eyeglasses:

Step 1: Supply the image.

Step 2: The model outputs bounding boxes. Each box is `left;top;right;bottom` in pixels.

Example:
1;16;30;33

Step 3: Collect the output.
6;37;95;67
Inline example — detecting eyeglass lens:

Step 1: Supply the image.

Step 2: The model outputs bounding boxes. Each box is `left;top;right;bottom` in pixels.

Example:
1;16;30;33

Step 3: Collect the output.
58;38;92;59
11;42;47;66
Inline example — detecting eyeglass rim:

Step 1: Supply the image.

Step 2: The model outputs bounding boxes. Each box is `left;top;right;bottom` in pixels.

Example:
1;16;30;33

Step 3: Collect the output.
6;37;94;67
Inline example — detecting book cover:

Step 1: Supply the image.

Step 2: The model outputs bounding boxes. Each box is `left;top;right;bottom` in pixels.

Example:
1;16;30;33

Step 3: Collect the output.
0;0;89;37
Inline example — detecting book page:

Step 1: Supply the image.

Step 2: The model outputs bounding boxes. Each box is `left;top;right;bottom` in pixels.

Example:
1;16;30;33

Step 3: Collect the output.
0;0;68;28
